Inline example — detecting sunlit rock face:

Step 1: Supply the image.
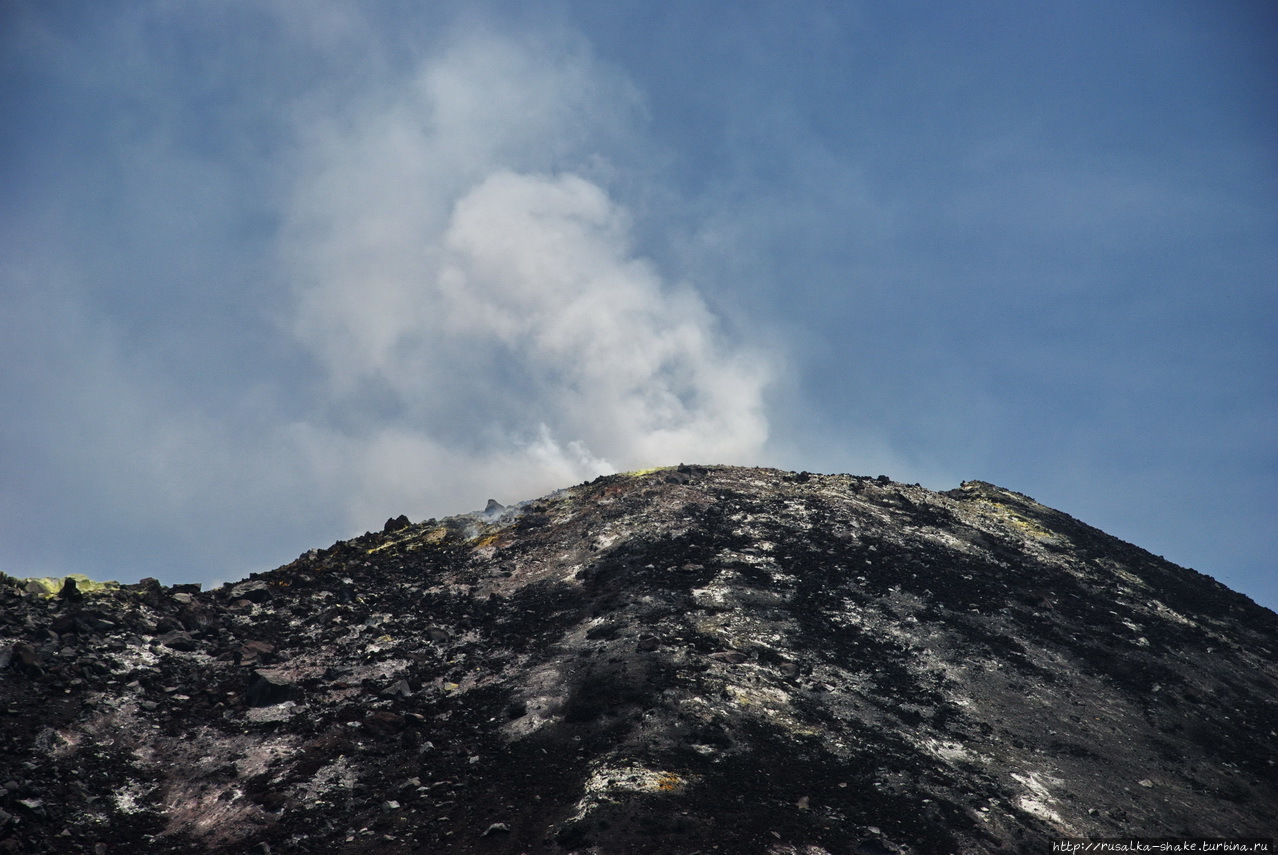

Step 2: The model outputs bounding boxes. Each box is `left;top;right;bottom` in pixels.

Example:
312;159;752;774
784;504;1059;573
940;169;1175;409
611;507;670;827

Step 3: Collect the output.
2;465;1276;854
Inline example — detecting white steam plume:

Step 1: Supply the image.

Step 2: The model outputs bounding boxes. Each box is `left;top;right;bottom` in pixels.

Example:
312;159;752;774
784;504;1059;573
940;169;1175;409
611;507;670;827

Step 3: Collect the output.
281;29;773;523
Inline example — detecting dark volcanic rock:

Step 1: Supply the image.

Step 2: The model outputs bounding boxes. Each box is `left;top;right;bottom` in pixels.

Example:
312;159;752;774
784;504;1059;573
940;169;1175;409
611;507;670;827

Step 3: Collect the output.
58;576;83;602
1;465;1276;854
230;580;274;604
245;670;301;708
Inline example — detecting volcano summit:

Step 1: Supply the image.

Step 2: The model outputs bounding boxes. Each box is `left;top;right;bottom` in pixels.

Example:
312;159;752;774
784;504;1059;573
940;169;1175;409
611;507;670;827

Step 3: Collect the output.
2;465;1275;854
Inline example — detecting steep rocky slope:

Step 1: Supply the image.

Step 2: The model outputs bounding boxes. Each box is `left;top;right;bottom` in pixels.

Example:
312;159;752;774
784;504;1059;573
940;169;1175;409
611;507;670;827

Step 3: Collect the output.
2;465;1276;854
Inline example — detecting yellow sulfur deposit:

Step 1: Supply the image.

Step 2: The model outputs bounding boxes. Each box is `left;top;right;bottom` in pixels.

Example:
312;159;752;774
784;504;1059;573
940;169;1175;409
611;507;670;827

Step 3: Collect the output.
13;573;120;597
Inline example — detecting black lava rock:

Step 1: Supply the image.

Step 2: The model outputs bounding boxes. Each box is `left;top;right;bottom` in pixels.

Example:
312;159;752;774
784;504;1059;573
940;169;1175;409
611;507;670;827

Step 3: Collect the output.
0;465;1275;855
244;671;300;707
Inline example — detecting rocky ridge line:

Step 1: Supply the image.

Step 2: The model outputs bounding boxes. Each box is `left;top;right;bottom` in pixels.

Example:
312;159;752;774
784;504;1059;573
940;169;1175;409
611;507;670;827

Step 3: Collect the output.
1;465;1276;854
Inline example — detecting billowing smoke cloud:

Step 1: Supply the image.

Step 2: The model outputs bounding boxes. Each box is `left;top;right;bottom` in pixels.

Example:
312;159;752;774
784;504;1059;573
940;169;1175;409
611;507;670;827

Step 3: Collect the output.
280;28;772;524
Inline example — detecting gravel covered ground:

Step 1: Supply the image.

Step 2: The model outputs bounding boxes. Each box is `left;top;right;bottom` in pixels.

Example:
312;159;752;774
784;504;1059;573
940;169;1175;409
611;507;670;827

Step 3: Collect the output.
2;465;1276;854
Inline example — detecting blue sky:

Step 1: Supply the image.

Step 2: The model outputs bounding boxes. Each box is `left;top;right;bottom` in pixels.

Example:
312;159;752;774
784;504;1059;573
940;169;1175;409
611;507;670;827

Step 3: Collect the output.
2;1;1275;610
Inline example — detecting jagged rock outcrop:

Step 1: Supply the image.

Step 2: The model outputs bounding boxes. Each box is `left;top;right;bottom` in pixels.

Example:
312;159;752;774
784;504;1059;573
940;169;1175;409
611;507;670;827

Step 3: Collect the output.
2;465;1276;854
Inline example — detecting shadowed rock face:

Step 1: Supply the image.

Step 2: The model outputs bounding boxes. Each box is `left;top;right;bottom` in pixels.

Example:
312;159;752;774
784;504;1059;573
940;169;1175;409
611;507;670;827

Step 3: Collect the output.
2;465;1276;854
